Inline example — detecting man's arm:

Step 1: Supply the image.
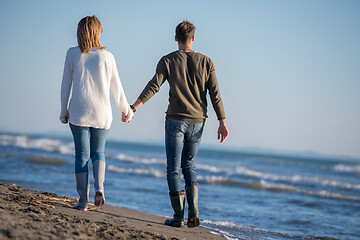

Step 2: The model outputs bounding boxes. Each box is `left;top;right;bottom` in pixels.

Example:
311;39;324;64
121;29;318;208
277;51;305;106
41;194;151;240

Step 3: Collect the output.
122;58;167;122
132;99;143;110
138;58;167;104
207;60;228;143
207;60;225;121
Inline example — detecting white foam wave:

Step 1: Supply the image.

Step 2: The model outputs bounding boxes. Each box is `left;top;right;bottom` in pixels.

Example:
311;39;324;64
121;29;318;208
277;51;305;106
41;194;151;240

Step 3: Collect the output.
107;164;165;178
298;189;360;202
200;220;241;240
28;138;74;154
198;176;297;192
180;162;360;191
258;180;298;192
333;164;360;174
198;175;228;183
114;153;165;165
198;176;360;202
0;134;74;154
0;134;28;147
233;167;360;190
197;163;230;173
201;220;319;240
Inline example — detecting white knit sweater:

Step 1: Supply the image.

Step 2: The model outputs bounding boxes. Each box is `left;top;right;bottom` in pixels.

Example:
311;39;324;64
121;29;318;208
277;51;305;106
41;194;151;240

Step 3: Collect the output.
60;47;133;129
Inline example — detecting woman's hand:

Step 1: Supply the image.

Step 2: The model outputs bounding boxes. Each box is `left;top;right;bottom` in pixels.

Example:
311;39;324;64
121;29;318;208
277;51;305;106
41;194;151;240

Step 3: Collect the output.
61;116;69;124
59;112;69;124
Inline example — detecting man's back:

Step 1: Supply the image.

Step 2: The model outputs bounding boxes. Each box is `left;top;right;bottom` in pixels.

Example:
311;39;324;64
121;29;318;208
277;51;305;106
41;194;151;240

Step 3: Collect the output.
138;50;225;123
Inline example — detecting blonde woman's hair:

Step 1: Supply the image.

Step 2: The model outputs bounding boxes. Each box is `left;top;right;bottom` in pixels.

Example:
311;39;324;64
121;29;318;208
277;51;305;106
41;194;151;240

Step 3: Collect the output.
77;16;105;53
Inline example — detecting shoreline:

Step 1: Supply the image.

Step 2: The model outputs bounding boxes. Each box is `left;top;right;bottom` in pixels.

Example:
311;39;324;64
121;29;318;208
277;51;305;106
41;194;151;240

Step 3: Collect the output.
0;183;225;240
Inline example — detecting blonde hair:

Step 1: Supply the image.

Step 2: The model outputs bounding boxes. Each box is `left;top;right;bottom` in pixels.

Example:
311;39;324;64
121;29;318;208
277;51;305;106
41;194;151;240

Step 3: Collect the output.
77;16;105;53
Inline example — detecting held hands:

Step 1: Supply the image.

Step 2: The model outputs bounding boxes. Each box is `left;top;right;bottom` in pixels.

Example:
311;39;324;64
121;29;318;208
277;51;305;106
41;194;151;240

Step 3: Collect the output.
122;102;141;123
218;119;229;143
122;104;135;123
122;112;134;123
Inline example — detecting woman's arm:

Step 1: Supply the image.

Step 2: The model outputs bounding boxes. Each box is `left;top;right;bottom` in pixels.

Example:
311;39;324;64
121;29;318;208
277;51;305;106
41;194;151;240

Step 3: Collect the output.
60;49;73;124
109;54;134;122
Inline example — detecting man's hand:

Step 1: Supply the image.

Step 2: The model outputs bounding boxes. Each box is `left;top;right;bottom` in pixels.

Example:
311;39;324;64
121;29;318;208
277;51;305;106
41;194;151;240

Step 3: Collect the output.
218;119;229;143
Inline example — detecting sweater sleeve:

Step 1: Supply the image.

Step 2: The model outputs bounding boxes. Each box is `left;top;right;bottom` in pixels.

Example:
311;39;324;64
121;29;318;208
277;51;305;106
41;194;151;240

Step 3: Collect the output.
207;60;226;120
138;57;167;104
109;54;134;119
59;49;73;122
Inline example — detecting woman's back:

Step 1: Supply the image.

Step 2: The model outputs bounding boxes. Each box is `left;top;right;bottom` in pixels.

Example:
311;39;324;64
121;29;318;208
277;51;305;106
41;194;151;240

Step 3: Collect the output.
61;47;130;129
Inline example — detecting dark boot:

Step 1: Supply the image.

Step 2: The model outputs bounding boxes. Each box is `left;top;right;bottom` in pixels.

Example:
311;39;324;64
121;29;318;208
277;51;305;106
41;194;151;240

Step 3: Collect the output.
186;183;200;228
164;191;185;227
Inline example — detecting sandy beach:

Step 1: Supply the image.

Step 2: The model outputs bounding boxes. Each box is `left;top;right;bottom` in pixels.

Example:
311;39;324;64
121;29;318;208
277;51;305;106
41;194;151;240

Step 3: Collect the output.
0;183;224;240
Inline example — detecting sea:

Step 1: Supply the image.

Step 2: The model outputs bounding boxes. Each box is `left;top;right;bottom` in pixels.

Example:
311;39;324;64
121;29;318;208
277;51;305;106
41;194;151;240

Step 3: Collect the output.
0;132;359;240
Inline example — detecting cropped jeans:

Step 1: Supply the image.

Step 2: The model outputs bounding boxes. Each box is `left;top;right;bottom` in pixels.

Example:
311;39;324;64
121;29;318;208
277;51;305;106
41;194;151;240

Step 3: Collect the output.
69;123;109;174
165;118;205;193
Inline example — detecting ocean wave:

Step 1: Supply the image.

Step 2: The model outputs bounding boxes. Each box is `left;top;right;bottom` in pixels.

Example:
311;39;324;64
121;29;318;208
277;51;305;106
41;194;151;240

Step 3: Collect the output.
0;134;74;154
3;134;358;191
197;163;231;173
0;134;28;147
333;164;360;174
198;176;360;202
170;160;360;191
107;166;355;201
111;154;360;191
107;164;165;178
201;220;339;240
196;164;360;191
232;167;360;190
298;189;360;202
198;176;297;192
113;153;166;165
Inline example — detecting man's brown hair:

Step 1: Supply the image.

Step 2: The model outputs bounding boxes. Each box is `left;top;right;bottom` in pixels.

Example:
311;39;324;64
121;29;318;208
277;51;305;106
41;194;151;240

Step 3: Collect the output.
175;21;196;43
77;16;105;53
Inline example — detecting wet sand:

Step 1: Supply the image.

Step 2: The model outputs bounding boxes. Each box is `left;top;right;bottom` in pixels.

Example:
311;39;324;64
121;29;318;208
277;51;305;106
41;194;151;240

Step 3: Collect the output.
0;183;224;240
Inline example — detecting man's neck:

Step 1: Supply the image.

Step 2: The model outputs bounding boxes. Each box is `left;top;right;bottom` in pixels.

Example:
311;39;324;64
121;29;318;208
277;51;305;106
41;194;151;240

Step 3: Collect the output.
178;42;193;52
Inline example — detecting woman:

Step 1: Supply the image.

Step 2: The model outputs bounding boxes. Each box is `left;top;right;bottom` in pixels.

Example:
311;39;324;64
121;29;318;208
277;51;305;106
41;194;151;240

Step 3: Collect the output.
60;16;133;211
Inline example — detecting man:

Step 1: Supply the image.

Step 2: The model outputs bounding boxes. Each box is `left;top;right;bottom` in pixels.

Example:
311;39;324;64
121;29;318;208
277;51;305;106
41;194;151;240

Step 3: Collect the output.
126;20;229;228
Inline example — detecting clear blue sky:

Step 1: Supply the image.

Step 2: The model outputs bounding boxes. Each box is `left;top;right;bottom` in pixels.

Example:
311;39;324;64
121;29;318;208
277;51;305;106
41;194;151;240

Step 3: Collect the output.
0;0;359;158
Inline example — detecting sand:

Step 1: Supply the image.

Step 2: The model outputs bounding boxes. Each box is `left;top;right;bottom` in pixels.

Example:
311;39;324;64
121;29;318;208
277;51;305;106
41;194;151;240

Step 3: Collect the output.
0;183;225;240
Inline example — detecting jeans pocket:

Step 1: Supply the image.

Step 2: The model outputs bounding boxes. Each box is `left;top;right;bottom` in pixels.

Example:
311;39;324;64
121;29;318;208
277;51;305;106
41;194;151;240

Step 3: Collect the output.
165;119;186;137
190;122;205;141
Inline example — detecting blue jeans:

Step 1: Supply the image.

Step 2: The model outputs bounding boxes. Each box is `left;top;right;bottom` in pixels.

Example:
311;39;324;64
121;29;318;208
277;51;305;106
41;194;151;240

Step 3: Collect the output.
165;119;205;193
69;123;109;174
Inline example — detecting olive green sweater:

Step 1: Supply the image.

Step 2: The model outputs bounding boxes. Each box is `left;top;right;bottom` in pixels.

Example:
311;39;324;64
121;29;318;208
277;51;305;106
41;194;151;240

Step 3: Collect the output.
138;51;225;123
